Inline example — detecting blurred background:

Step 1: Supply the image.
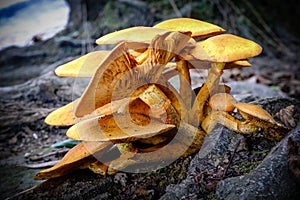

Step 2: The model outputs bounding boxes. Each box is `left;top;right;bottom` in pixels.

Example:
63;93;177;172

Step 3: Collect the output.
0;0;299;98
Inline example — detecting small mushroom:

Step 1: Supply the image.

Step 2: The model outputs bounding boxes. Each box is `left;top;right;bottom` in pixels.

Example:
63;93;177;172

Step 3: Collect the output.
202;93;288;141
208;93;236;112
234;102;276;124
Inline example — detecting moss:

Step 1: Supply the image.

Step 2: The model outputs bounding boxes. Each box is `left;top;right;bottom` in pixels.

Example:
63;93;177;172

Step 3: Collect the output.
232;160;261;174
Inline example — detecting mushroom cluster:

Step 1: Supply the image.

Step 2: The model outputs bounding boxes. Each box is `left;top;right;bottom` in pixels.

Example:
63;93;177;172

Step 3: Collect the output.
35;18;288;180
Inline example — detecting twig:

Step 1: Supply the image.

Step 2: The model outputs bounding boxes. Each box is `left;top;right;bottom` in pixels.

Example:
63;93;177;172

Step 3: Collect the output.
23;160;60;169
81;1;93;54
223;138;241;178
29;149;69;161
168;0;182;17
5;185;39;200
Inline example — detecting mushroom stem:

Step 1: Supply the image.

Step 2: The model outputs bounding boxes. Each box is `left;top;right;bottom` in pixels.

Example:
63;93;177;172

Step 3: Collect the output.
190;62;225;126
176;58;192;109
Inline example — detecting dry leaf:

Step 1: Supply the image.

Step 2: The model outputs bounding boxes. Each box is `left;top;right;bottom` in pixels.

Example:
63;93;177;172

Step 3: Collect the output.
275;105;296;129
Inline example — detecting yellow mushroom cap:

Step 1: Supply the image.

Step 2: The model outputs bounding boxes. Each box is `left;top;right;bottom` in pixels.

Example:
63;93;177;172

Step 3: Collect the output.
234;102;276;123
209;93;236;112
224;60;251;69
154;18;225;38
95;26;169;45
55;51;110;77
45;100;79;126
66;114;175;142
190;34;263;62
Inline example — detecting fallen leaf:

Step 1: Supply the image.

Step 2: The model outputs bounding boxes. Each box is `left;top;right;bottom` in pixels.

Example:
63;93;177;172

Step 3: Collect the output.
275;105;296;129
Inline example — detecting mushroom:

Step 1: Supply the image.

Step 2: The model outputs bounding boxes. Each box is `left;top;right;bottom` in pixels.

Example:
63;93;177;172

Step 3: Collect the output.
202;93;288;141
208;92;236;112
96;18;225;45
187;34;262;125
37;18;285;179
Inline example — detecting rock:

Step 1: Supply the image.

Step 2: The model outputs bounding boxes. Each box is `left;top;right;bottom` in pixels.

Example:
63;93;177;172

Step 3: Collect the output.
216;125;300;200
161;127;239;199
287;137;300;185
227;81;287;102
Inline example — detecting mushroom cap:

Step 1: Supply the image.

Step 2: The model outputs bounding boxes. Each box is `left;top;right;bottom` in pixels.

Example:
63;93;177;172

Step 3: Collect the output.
34;142;112;180
224;60;251;69
96;26;169;45
55;51;110;77
234;102;276;123
208;93;236;112
45;98;131;126
66;114;175;142
45;99;78;126
190;34;263;62
153;18;225;38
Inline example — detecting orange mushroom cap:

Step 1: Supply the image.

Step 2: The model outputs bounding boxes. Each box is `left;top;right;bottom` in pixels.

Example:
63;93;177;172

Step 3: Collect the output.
234;103;276;123
208;93;236;112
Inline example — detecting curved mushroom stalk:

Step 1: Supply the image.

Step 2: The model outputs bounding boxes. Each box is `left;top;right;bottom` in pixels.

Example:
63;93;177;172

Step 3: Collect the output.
201;111;260;134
